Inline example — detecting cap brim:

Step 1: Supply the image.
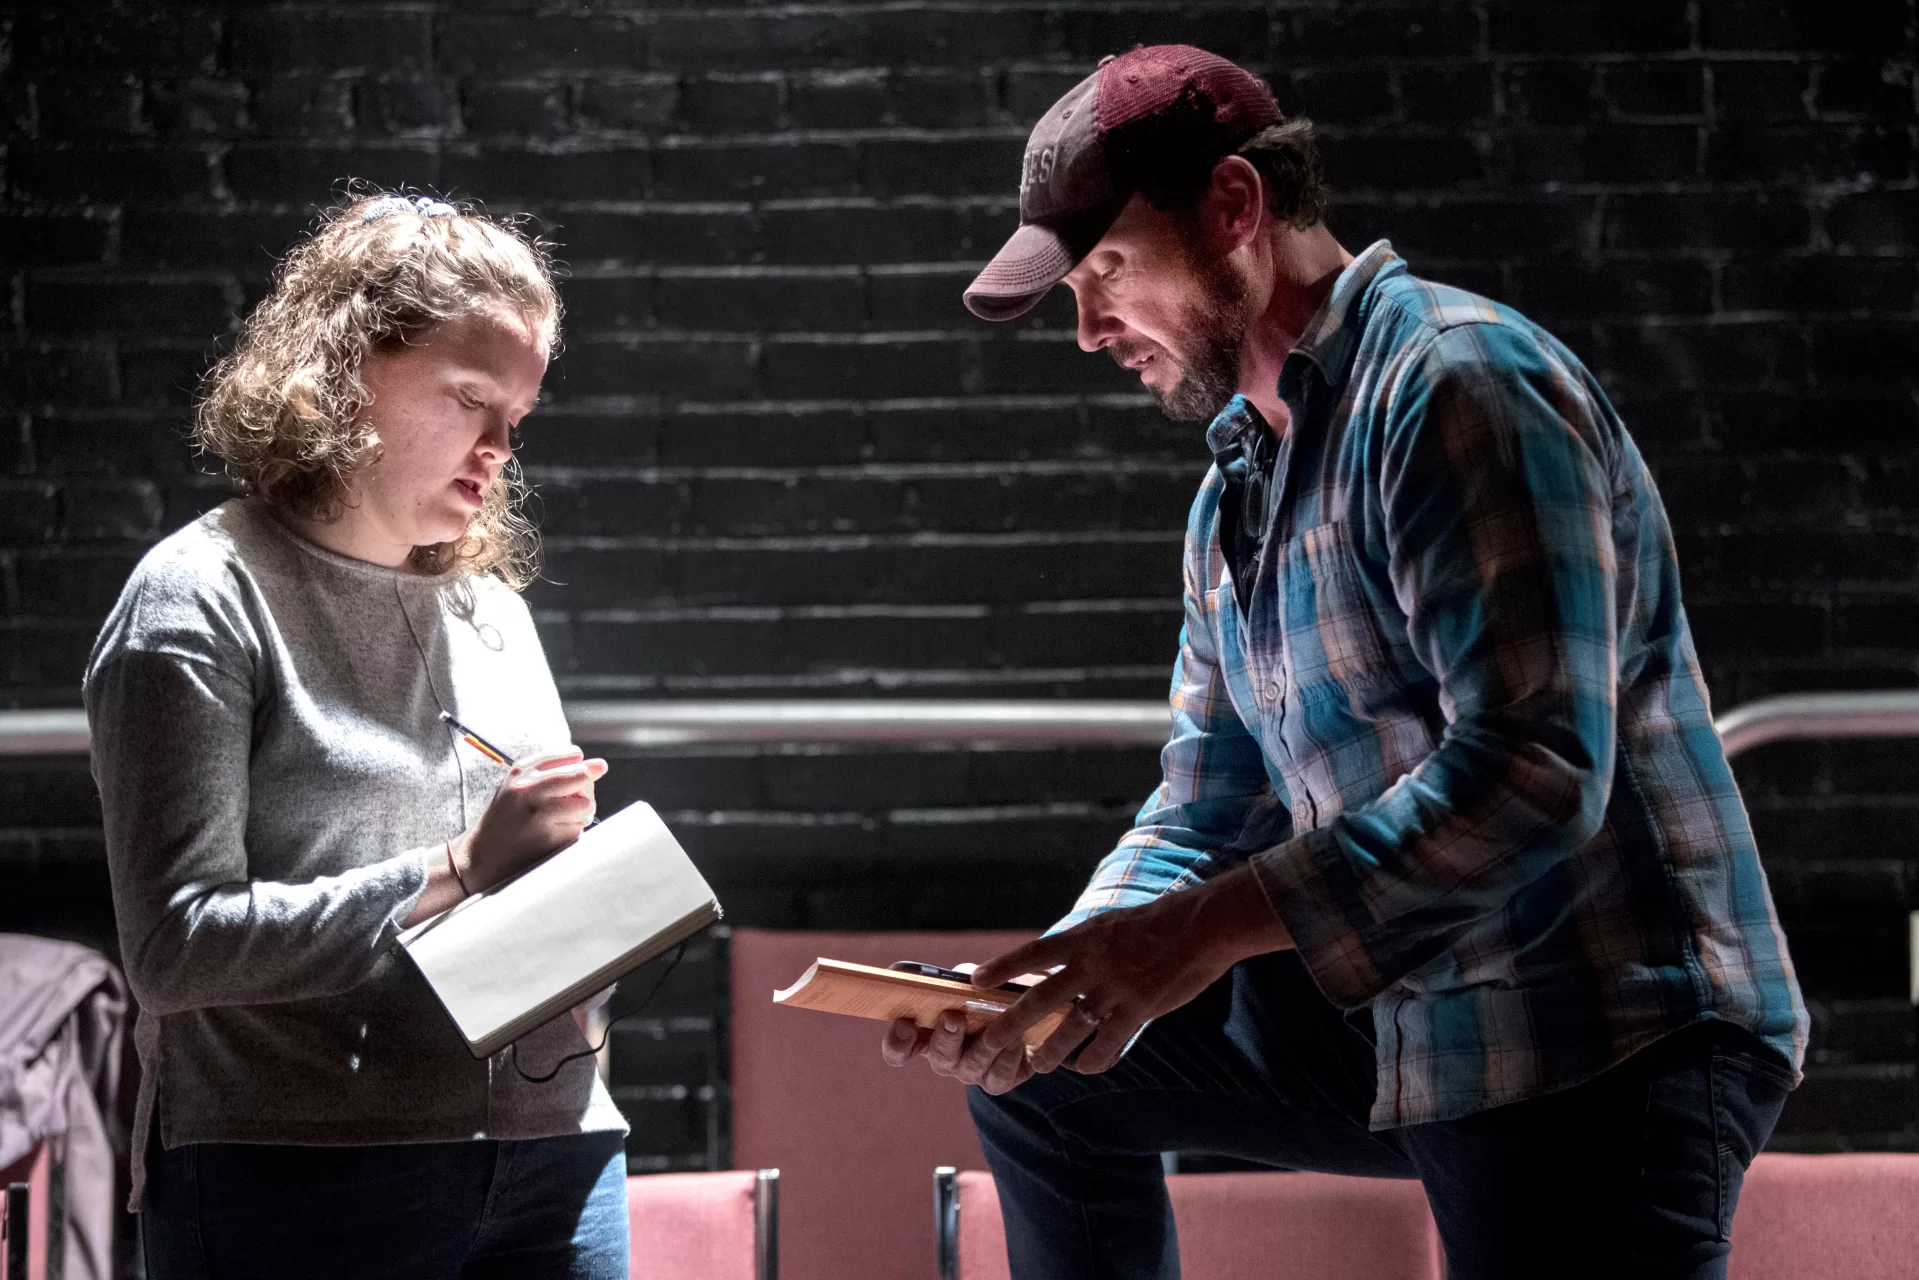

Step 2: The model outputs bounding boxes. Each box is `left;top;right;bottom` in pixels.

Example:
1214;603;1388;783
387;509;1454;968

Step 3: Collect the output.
963;223;1076;321
963;196;1130;322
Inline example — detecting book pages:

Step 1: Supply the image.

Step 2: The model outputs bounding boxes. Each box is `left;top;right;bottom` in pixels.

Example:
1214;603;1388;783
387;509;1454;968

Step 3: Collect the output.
773;957;1068;1046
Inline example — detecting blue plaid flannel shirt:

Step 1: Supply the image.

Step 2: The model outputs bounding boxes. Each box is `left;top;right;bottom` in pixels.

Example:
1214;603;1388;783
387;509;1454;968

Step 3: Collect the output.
1058;241;1808;1129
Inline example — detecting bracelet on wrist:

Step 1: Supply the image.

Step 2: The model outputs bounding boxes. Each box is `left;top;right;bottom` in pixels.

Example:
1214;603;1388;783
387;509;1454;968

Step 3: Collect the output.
445;838;470;897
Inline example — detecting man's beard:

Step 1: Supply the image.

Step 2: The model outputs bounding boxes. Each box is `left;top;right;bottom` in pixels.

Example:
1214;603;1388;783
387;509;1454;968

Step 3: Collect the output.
1114;250;1252;423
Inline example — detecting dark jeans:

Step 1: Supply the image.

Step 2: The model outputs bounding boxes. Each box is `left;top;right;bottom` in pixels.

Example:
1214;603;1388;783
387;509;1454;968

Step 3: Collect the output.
142;1130;629;1280
969;952;1794;1280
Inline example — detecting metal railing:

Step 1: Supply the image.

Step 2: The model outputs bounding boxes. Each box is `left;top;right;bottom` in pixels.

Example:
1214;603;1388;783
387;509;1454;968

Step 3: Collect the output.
563;699;1174;748
0;709;91;756
0;700;1174;756
1712;690;1919;760
7;691;1919;758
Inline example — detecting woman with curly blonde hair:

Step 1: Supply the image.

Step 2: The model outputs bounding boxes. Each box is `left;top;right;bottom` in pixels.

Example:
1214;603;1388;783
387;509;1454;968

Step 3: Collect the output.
85;193;631;1279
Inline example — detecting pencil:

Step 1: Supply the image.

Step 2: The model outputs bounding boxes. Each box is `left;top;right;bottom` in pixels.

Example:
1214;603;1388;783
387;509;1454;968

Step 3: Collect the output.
438;712;602;830
439;711;515;765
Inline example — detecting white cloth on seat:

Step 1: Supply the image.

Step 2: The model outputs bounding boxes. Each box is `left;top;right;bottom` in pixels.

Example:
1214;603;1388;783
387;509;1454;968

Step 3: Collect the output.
0;933;128;1280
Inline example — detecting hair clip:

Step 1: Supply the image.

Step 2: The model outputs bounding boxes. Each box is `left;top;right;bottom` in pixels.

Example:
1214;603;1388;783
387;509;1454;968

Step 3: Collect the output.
363;194;458;223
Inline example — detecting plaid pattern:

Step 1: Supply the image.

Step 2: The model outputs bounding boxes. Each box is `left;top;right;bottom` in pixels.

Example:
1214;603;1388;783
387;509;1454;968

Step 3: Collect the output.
1059;241;1808;1129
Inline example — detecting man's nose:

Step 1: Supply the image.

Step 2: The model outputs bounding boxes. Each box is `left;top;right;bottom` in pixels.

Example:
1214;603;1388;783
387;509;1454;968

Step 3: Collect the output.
1076;298;1120;353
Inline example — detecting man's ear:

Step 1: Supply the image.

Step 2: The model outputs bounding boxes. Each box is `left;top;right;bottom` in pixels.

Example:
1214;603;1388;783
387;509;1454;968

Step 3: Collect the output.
1203;155;1266;255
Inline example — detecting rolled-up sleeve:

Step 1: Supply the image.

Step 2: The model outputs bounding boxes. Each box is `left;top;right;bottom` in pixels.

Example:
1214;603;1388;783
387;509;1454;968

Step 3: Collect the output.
1253;322;1621;1007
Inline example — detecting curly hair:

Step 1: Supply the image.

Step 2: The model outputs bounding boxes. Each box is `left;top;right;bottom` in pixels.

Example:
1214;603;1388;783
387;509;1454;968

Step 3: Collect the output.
195;191;561;588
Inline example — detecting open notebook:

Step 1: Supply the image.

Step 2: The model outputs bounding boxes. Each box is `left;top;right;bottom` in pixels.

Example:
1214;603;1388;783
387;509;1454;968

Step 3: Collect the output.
399;800;721;1058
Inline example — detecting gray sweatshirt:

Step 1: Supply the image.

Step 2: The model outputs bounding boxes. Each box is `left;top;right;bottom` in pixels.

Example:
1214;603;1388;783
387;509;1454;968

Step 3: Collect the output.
83;500;626;1206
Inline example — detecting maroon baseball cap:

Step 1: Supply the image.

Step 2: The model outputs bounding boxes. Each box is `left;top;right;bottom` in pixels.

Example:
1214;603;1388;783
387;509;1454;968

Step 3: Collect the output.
964;45;1284;322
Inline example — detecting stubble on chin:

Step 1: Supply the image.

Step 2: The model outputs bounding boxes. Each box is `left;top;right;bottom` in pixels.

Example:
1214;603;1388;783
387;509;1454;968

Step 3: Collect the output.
1137;257;1252;425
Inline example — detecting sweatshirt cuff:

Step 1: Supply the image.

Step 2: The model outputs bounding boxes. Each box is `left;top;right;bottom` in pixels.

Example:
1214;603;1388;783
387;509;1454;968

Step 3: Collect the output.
380;846;435;944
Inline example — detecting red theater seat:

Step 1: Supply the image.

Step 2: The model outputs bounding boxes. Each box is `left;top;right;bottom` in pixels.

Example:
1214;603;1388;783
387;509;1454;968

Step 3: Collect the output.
0;1140;52;1280
945;1151;1919;1279
626;1169;776;1280
1729;1153;1919;1280
729;928;1037;1280
949;1168;1443;1280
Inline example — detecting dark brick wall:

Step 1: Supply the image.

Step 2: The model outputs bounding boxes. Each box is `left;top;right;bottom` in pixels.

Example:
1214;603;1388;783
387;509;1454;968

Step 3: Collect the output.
4;1;1916;1166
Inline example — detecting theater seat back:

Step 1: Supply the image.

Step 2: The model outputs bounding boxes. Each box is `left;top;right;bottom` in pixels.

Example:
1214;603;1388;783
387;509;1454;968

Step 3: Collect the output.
1729;1152;1919;1280
957;1168;1443;1280
730;928;1037;1280
0;1140;52;1280
626;1171;763;1280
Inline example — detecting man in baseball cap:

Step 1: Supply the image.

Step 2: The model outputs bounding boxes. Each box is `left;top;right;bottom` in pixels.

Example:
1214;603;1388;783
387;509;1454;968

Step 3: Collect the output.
963;44;1288;324
886;45;1805;1279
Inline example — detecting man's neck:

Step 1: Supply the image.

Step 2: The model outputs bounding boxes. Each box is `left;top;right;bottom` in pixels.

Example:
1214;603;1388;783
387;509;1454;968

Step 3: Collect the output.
1236;224;1353;434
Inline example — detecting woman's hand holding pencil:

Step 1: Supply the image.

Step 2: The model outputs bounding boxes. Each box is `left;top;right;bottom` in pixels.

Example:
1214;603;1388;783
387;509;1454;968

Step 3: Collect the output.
458;747;608;890
406;741;608;925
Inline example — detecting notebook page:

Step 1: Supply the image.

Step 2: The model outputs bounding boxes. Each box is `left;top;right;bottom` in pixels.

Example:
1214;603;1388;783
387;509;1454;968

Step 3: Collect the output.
399;800;715;1050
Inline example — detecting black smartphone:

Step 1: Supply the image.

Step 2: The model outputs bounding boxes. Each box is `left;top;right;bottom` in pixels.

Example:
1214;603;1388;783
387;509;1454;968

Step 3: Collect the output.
888;960;1028;994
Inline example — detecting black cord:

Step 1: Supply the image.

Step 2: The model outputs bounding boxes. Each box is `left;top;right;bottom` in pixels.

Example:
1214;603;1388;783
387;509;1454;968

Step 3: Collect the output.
509;939;692;1084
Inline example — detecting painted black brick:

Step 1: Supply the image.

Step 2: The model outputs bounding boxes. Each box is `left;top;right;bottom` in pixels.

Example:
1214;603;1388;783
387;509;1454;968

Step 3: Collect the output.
359;75;462;137
576;76;682;133
1;215;112;267
4;0;1919;1164
890;69;999;130
1699;1;1912;54
448;142;656;202
1321;129;1493;190
461;81;571;140
1512;260;1716;319
1499;63;1600;126
652;138;865;200
1394;65;1499;123
1708;124;1913;185
9;143;215;203
1817;59;1919;121
25;278;234;335
1282;2;1483;59
1827;190;1919;253
1277;66;1397;123
441;14;647;75
223;142;444;202
1720;257;1919;313
13;8;221;71
251;75;357;136
146;77;250;137
1603;62;1709;119
1714;61;1816;123
1486;0;1693;54
34;73;147;137
1605;192;1812;254
226;10;434;74
549;337;755;402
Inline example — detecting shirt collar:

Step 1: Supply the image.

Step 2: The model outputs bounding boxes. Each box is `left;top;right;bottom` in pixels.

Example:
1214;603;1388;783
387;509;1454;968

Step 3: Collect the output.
1202;240;1401;456
1277;238;1401;399
1204;394;1268;457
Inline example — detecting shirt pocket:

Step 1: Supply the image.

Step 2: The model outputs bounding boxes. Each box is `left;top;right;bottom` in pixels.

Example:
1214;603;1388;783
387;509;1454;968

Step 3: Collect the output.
1276;521;1393;699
